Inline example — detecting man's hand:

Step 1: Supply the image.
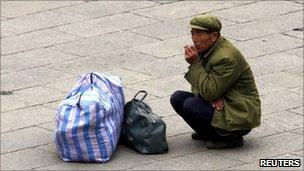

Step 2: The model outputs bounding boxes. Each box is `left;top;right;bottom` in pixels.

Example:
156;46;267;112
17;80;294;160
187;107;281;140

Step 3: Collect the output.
184;45;198;64
212;98;224;111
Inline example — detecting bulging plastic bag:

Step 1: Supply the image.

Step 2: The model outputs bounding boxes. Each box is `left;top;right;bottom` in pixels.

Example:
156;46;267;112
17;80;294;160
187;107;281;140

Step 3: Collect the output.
54;72;124;163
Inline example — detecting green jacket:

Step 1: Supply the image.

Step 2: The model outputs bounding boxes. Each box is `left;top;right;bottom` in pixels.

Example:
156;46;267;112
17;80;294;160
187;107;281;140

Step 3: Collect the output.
184;37;261;131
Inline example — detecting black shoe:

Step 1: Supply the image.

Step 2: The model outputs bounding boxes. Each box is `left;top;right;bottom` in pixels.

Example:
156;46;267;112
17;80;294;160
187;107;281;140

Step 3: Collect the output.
206;136;244;149
191;132;209;141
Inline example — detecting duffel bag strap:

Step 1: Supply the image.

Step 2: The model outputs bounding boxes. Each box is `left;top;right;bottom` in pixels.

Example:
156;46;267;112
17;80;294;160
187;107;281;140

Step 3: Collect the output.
71;73;94;96
133;90;148;101
75;73;95;108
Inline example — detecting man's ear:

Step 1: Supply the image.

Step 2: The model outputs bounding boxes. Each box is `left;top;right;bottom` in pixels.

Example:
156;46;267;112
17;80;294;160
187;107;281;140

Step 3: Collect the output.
211;32;220;42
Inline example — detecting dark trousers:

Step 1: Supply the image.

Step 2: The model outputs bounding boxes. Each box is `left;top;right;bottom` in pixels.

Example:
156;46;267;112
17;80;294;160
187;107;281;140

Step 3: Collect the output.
170;90;250;141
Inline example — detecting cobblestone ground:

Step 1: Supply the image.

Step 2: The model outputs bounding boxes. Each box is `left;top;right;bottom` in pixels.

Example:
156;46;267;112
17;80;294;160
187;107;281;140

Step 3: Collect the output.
1;0;303;170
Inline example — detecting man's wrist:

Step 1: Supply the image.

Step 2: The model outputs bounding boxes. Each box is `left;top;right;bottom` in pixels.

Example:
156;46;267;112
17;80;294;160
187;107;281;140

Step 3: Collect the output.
187;57;200;64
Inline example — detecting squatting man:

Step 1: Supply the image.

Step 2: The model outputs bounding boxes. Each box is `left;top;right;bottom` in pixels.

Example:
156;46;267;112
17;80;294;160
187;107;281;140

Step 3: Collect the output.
170;13;261;149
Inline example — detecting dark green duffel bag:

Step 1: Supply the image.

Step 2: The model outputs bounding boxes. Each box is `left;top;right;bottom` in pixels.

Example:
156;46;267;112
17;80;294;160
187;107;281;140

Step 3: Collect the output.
122;90;169;154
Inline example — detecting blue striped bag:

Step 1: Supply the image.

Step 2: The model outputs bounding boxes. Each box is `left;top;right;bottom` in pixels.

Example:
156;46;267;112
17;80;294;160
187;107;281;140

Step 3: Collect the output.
54;72;125;163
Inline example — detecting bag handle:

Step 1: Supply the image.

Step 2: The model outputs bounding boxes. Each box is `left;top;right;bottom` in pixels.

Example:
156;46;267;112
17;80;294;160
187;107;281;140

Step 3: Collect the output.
90;72;94;84
133;90;148;101
72;73;94;96
76;72;95;108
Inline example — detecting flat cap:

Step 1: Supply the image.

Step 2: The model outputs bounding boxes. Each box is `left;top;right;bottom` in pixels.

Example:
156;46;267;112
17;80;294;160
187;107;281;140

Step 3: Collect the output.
190;13;222;32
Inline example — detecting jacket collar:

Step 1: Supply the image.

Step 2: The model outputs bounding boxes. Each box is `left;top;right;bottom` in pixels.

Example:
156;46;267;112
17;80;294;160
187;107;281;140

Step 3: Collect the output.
199;36;223;60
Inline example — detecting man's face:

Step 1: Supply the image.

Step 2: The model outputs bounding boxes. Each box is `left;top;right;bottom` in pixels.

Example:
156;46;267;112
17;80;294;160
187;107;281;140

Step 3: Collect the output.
191;28;217;53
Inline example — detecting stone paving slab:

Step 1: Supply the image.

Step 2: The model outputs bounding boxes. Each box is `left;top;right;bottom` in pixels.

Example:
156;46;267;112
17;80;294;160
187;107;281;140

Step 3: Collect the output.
248;52;303;76
152;1;175;5
163;115;193;137
0;24;16;38
146;96;176;117
127;74;190;98
261;90;303;115
289;86;304;95
1;127;53;154
0;15;7;20
130;15;236;40
0;148;61;170
53;31;160;57
288;127;304;135
55;1;159;20
1;86;66;113
209;132;303;163
235;33;303;59
285;47;303;57
131;34;192;58
1;48;81;74
36;145;156;170
88;49;159;71
0;1;84;19
38;121;56;133
1;67;75;91
1;94;27;113
1;10;85;36
36;143;57;154
244;111;303;141
255;71;303;95
41;101;62;110
1;29;82;56
227;153;303;170
283;66;303;77
1;105;55;133
284;30;304;39
130;16;192;40
291;150;304;157
129;149;243;170
221;11;303;41
47;56;113;75
289;106;303;116
122;55;188;78
131;1;251;21
104;68;158;86
259;111;303;133
214;1;303;23
41;77;78;94
53;13;159;38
